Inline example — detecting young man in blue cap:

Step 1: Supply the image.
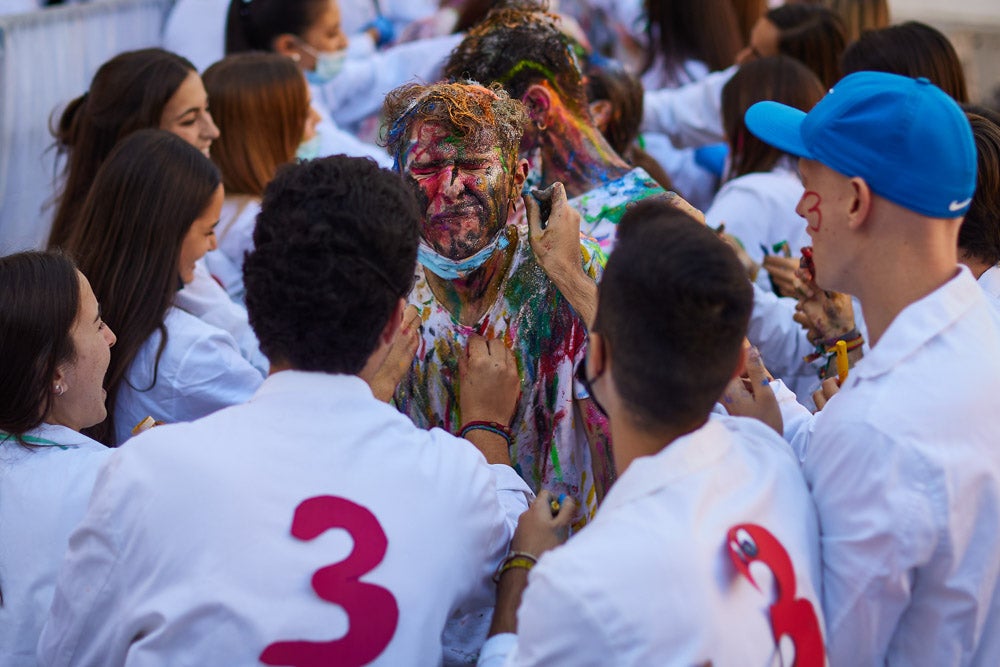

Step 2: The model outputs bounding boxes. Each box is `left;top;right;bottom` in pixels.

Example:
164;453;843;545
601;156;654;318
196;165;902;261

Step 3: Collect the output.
743;72;1000;664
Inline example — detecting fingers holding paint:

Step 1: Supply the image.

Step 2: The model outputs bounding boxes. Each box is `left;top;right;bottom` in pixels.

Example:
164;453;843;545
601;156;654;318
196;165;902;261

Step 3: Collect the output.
720;341;783;435
511;490;576;558
812;377;841;412
762;255;808;299
525;182;584;280
459;333;521;428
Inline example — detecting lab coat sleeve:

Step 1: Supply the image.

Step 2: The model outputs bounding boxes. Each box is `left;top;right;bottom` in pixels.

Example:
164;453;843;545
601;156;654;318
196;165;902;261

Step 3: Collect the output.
37;454;130;666
747;283;819;396
319;33;463;127
640;66;735;149
806;418;938;664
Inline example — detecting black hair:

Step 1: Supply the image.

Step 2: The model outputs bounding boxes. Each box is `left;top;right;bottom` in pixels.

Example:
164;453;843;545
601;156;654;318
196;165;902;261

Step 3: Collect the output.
768;4;846;89
959;112;1000;266
593;199;752;430
245;156;420;373
225;0;329;53
443;1;591;116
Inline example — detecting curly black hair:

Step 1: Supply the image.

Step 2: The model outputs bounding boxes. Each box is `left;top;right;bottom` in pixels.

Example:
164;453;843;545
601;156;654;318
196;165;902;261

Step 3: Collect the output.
244;156;420;374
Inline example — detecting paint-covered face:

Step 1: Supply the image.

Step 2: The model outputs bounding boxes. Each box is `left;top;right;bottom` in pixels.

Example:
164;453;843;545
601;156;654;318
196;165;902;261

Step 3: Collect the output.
796;158;853;290
402;120;515;260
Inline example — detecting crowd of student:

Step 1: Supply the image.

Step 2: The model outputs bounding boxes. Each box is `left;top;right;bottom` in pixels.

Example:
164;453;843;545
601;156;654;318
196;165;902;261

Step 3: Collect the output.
1;0;999;664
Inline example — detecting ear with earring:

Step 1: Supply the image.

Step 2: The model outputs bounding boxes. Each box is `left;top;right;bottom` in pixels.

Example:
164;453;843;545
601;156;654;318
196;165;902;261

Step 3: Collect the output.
54;384;65;396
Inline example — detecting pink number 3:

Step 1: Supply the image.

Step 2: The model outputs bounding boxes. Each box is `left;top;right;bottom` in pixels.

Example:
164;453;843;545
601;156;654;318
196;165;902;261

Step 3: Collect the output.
260;496;399;667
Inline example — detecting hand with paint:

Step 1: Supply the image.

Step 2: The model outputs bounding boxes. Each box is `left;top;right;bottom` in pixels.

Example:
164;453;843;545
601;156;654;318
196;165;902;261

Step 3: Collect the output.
720;341;783;435
369;305;421;402
762;254;808;299
524;182;598;328
511;490;576;558
661;191;706;226
793;286;856;346
458;334;520;464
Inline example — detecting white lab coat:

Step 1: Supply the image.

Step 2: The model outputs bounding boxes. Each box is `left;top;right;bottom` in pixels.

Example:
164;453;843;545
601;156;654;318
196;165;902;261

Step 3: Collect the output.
0;424;109;666
162;0;228;72
175;259;269;375
478;416;825;666
784;267;1000;664
641;66;735;150
309;87;393;167
39;371;533;666
203;195;261;304
113;306;263;445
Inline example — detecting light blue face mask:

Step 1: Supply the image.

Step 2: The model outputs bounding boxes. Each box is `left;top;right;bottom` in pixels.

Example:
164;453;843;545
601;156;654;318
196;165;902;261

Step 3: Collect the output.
296;133;322;161
418;228;511;280
299;41;347;85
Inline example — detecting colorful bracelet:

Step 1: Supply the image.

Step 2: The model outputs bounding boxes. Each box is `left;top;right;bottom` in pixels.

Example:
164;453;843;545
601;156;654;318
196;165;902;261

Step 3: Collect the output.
493;551;538;583
458;420;513;446
803;329;864;364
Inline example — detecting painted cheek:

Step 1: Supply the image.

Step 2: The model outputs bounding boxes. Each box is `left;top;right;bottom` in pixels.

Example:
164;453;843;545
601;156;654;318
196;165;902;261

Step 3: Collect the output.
800;191;823;233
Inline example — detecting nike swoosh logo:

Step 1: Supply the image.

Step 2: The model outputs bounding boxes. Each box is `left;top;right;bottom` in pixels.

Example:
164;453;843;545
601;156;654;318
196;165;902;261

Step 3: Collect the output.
949;198;972;211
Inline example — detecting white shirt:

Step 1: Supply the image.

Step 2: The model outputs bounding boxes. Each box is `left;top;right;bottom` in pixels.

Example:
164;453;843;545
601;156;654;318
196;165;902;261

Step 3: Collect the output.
175;259;269;375
316;33;463;131
803;267;1000;664
0;424;109;666
113;306;263;445
978;264;1000;314
162;0;228;72
309;87;394;168
706;164;811;294
640;66;735;150
39;371;533;666
479;416;825;667
203;195;261;304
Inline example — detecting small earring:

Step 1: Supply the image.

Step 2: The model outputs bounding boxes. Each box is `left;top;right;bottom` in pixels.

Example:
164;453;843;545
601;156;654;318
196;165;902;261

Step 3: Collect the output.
54;385;64;396
536;120;547;132
290;53;301;63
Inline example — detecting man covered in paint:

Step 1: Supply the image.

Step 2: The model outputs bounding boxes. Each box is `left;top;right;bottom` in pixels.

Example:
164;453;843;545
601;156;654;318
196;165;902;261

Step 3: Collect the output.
444;2;667;254
383;81;612;525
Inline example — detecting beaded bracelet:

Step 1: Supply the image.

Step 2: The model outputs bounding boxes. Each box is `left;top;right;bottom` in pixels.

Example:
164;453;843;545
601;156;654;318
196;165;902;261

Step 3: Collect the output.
493;551;538;583
803;328;864;364
458;420;513;446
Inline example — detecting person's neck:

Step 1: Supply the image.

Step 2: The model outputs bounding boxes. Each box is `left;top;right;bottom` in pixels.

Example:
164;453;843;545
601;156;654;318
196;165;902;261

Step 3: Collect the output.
960;252;992;280
853;237;960;347
425;232;518;327
539;112;632;199
609;409;704;476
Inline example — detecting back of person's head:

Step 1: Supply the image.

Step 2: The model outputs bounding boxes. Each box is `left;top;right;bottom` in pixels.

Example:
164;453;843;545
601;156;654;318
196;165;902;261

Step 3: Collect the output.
204;53;309;197
443;1;591;118
592;200;752;431
642;0;743;81
841;21;969;103
959;113;1000;267
0;252;79;444
768;4;846;88
225;0;328;53
584;56;643;156
729;0;768;47
67;129;221;445
244;156;419;374
827;0;890;43
382;81;527;172
49;48;195;249
723;56;825;178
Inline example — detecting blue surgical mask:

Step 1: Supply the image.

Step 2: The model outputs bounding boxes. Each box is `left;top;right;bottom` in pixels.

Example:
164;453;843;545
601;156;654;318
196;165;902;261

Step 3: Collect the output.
417;229;511;280
296;133;322;161
299;41;347;84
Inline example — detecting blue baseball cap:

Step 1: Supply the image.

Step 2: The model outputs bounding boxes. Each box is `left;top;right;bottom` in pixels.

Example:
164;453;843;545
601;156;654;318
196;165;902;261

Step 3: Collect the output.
745;71;976;218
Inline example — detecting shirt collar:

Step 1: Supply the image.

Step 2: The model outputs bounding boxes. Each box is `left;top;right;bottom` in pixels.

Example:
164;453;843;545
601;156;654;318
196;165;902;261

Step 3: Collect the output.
249;370;375;405
600;418;732;514
1;423;100;449
977;264;1000;300
853;266;983;383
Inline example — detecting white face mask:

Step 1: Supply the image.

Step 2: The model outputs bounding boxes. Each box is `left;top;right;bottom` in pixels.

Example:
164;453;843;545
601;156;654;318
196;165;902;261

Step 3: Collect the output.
298;41;347;84
417;228;511;280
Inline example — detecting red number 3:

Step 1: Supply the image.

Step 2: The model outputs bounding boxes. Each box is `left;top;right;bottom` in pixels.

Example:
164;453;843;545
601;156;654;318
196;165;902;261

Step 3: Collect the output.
260;496;399;667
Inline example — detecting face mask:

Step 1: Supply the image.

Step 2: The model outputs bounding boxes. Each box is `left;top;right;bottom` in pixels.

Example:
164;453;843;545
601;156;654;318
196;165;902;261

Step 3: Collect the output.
417;228;511;280
299;41;347;84
296;133;322;161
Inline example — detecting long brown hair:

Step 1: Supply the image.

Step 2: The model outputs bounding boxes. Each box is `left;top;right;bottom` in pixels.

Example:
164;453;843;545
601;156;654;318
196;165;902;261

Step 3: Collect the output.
0;252;80;444
48;49;195;250
723;56;825;179
64;130;221;445
642;0;743;83
769;4;846;89
203;53;309;197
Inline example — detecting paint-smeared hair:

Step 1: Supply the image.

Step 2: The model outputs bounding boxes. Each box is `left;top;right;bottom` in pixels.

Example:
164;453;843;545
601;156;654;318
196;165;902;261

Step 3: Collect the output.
443;1;591;117
381;80;527;170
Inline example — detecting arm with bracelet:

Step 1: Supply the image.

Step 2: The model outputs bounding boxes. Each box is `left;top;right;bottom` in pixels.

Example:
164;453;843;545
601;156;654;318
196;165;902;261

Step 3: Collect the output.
457;333;520;465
